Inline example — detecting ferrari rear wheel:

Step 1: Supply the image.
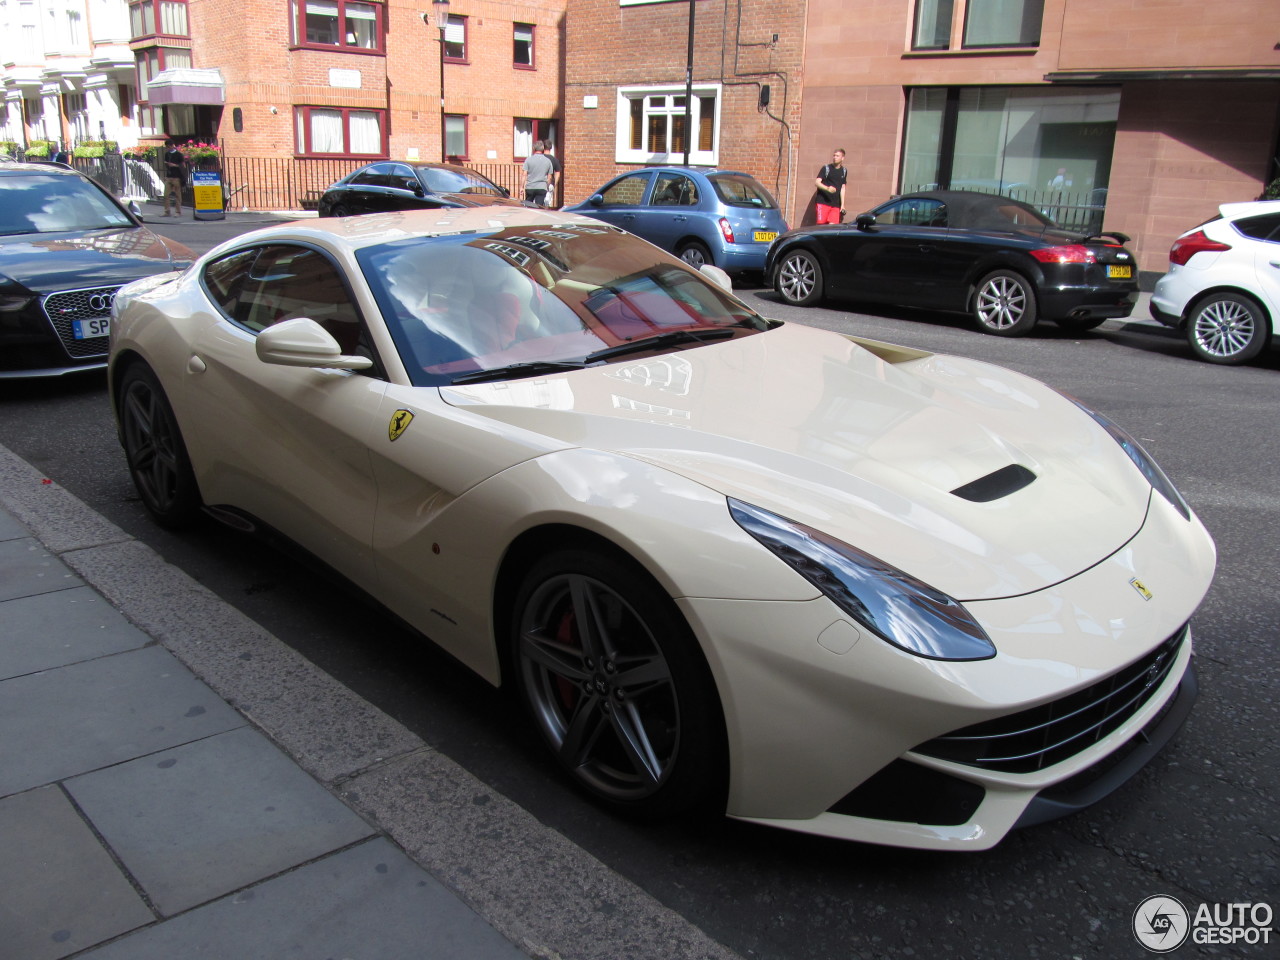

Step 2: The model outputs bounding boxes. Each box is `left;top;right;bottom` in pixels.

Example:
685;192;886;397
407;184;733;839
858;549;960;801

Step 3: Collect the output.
775;249;823;306
1186;292;1269;364
119;364;202;528
973;270;1038;336
511;549;725;819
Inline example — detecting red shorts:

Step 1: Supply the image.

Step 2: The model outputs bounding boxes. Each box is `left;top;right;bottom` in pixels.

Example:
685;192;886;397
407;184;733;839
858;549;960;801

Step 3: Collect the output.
816;203;842;225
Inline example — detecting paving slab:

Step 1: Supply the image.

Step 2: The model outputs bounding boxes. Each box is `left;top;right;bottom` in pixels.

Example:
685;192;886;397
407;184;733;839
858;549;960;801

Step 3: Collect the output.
0;537;82;602
0;785;154;960
79;837;528;960
66;725;377;916
0;585;150;679
0;508;26;540
0;644;245;797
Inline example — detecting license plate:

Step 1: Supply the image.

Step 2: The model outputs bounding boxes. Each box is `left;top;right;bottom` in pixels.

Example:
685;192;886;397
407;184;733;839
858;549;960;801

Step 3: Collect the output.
753;231;778;243
73;317;110;339
1108;265;1132;279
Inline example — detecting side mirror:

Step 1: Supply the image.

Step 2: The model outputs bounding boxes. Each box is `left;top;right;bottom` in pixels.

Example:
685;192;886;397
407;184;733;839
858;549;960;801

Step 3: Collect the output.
255;318;372;370
855;213;876;229
699;264;733;292
588;193;604;207
411;182;425;197
500;186;511;198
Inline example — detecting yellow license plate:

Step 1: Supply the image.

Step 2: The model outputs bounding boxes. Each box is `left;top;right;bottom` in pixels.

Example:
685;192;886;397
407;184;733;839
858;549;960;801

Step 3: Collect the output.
1108;265;1132;279
753;231;778;242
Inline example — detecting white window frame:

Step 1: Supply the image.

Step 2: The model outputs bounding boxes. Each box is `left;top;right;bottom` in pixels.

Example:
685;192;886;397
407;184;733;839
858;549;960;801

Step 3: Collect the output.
615;83;720;166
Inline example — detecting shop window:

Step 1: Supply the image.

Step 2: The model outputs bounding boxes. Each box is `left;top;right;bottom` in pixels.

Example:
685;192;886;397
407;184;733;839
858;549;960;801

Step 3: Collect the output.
294;106;386;157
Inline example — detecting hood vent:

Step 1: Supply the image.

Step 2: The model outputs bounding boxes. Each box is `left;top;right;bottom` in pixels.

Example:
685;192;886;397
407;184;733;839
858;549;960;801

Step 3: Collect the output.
951;463;1036;503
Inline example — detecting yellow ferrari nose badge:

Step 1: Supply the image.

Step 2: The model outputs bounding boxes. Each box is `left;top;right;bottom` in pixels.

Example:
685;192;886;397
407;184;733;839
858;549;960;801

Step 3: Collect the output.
389;409;414;442
1130;577;1153;601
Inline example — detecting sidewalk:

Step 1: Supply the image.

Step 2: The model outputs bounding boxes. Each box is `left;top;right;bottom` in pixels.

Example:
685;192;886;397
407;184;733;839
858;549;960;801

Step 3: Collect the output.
0;442;740;960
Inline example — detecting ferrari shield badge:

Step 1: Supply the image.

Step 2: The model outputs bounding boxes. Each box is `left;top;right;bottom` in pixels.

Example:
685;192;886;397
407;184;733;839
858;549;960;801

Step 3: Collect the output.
388;409;414;442
1129;577;1153;601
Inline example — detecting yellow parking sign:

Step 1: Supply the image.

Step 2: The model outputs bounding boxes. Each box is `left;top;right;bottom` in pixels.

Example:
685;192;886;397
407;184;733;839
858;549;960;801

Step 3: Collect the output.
192;170;225;221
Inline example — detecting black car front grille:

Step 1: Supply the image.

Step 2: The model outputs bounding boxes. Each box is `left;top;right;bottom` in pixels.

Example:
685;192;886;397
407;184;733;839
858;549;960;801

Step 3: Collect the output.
41;285;120;358
915;624;1188;774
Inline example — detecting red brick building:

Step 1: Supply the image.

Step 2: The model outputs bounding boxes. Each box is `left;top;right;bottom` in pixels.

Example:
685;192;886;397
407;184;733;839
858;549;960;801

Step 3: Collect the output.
561;0;807;222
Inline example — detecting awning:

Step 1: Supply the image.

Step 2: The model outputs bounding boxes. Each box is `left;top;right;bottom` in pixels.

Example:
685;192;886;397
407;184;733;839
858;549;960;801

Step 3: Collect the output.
1044;68;1280;84
147;68;224;105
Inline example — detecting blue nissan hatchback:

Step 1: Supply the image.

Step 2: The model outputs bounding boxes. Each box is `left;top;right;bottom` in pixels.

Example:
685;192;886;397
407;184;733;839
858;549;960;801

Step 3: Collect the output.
565;166;787;273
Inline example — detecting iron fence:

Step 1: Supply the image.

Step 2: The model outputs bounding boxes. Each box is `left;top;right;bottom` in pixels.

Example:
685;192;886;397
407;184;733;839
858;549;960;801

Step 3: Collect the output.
903;182;1108;235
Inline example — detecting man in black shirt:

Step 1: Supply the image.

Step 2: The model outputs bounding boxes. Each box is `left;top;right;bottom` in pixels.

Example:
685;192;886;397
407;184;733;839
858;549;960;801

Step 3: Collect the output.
814;148;847;224
163;140;184;216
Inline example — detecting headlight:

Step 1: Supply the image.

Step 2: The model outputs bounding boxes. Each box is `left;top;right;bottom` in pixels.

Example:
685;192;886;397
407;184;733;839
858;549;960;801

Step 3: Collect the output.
1066;397;1191;521
729;500;996;662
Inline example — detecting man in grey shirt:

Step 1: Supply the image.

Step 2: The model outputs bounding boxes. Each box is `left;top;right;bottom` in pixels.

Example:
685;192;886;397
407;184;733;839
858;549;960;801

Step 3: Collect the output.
523;141;555;207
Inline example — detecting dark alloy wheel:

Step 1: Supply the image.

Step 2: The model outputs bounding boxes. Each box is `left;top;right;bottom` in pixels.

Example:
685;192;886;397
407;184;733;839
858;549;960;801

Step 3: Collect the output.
677;240;712;270
973;270;1038;336
511;549;725;819
775;249;823;306
330;202;352;218
118;364;202;528
1186;292;1270;365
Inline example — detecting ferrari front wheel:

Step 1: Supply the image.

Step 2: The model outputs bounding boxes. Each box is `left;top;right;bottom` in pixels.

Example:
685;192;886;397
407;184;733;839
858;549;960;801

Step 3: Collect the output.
118;363;202;528
511;549;725;819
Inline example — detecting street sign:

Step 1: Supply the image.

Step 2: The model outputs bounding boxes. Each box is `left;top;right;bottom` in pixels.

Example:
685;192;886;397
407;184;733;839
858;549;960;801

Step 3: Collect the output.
192;170;225;221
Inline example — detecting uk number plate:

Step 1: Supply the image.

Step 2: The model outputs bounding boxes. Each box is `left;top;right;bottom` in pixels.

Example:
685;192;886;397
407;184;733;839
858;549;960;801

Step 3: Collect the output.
72;317;110;339
753;231;778;243
1108;265;1132;279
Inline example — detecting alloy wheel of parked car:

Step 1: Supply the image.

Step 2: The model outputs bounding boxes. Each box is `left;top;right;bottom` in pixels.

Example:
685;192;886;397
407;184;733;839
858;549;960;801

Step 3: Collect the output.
119;364;202;528
677;240;712;269
776;250;823;306
973;270;1039;336
1186;292;1270;365
512;548;724;819
330;203;352;218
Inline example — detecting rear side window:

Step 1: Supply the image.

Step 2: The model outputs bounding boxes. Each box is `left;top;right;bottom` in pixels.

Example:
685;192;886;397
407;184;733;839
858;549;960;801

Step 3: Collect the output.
600;173;651;206
1233;213;1280;242
874;198;947;227
709;175;777;209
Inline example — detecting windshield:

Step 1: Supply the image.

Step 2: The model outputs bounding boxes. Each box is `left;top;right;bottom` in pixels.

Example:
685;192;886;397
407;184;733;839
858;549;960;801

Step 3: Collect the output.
418;166;504;196
709;174;778;209
357;223;771;386
0;174;133;235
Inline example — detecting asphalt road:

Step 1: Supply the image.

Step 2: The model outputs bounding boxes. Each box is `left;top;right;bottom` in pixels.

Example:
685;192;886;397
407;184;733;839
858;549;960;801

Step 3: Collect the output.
2;224;1277;957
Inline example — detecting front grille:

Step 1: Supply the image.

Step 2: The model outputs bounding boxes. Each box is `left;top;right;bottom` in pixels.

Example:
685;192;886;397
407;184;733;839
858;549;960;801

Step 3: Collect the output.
915;624;1188;774
41;285;121;358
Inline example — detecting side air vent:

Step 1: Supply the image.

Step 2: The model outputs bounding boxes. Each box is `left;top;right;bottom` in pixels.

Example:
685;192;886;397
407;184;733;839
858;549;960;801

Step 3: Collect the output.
951;463;1036;502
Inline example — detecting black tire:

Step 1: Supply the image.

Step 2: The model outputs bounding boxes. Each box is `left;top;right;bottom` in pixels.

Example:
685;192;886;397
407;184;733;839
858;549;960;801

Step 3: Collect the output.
511;548;726;820
118;363;202;528
1052;316;1108;334
1186;292;1270;365
972;270;1038;336
775;249;824;306
330;203;352;218
677;240;712;269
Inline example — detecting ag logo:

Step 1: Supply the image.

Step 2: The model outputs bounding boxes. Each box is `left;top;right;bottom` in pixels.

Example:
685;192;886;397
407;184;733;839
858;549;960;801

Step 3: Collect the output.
1133;895;1190;952
388;409;414;442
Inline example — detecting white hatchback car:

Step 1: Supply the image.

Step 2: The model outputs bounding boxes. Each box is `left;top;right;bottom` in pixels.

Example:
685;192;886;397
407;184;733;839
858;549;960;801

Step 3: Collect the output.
1150;199;1280;364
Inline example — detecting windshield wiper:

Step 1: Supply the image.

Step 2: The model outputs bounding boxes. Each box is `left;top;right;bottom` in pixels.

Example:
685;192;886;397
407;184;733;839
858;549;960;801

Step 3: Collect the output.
584;327;737;363
450;359;592;385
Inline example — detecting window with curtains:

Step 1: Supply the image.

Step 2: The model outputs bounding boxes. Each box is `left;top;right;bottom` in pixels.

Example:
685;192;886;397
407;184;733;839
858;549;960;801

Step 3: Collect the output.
615;85;719;165
290;0;383;52
514;23;534;68
128;0;188;39
443;15;466;61
294;106;386;157
910;0;1043;50
513;118;557;160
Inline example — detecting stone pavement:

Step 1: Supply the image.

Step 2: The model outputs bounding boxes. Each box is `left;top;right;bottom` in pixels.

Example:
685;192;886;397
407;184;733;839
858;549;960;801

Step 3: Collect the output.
0;441;740;960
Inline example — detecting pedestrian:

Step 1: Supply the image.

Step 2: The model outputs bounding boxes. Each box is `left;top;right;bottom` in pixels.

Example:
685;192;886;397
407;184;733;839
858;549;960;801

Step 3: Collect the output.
814;148;847;224
163;139;185;216
544;142;561;208
52;145;71;166
523;140;554;208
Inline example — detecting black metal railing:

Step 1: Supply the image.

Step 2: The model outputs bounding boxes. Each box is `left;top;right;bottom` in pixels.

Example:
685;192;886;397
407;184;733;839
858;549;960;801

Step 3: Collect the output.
903;182;1108;234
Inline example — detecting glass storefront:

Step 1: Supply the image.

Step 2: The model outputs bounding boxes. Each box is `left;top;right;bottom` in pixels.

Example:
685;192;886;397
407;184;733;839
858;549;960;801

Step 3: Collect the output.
901;86;1120;232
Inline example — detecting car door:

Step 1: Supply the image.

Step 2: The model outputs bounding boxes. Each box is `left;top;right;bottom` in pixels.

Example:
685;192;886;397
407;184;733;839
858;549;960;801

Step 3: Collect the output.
383;163;430;211
182;242;389;593
346;164;396;214
583;172;655;235
635;172;702;254
1235;211;1280;321
826;197;954;307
